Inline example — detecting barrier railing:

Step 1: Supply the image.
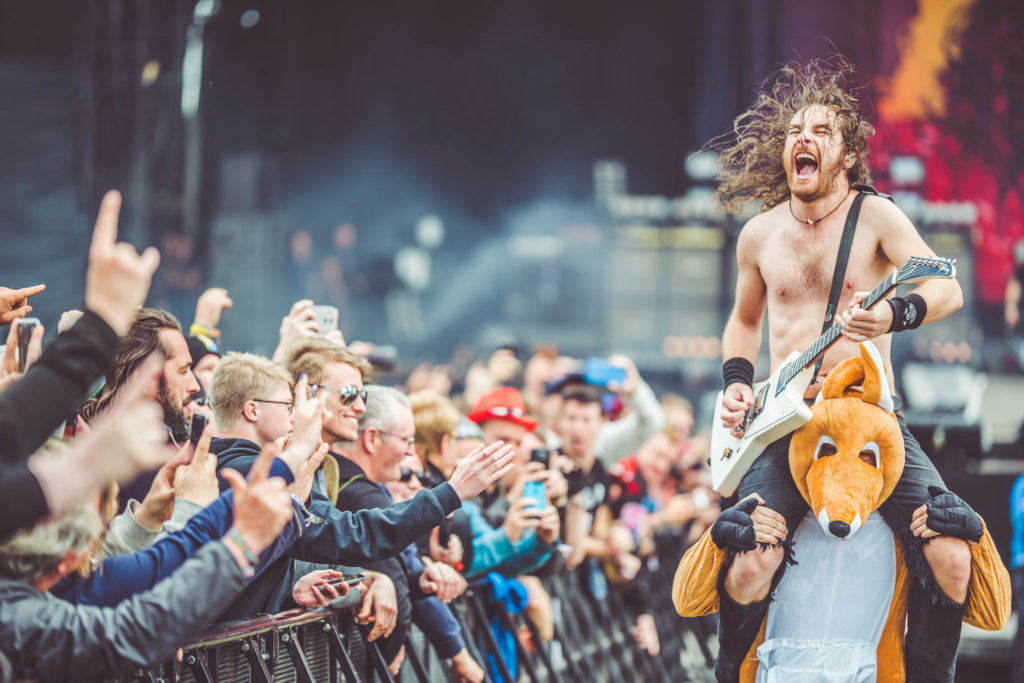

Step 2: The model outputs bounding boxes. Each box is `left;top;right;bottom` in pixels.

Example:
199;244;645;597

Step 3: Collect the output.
110;548;717;682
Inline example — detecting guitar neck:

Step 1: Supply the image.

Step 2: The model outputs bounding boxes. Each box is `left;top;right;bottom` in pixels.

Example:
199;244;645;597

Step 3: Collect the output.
778;271;898;390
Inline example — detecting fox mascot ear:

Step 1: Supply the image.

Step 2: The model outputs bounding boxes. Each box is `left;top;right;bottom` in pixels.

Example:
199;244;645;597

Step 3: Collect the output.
792;341;904;539
817;340;895;415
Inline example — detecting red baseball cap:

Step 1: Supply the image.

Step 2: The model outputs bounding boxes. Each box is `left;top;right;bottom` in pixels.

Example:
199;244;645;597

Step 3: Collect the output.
467;387;538;431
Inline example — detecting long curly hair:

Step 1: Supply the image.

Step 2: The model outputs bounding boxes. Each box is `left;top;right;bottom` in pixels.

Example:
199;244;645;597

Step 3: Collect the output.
713;56;876;216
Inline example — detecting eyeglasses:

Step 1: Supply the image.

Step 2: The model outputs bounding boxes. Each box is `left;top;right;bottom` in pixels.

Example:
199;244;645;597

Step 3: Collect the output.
252;398;294;415
379;430;416;449
399;467;421;483
311;384;368;406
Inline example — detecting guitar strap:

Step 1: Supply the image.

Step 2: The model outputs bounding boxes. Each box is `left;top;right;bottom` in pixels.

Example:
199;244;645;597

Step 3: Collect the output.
809;185;891;386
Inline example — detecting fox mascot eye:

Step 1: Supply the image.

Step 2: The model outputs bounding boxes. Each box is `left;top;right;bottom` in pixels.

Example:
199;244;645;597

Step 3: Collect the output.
813;435;837;460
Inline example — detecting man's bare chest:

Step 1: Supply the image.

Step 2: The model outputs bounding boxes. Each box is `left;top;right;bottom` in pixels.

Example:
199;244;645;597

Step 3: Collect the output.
759;228;883;305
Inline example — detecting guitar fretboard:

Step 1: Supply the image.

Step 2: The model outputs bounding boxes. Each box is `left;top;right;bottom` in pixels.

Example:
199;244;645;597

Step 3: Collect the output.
776;271;897;394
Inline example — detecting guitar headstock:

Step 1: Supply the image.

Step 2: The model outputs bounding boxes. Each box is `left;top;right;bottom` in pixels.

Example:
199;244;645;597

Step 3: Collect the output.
894;256;957;286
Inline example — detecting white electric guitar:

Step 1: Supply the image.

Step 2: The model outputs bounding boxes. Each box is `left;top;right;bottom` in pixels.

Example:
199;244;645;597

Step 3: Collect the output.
710;255;957;496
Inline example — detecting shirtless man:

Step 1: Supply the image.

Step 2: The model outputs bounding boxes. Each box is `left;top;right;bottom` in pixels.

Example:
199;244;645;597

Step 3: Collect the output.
711;58;979;682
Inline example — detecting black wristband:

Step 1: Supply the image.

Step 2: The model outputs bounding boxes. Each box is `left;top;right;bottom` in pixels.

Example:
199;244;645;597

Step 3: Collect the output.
723;357;754;389
886;293;928;333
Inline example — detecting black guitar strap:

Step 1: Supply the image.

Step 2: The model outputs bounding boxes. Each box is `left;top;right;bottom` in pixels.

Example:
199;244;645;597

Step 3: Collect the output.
808;185;890;386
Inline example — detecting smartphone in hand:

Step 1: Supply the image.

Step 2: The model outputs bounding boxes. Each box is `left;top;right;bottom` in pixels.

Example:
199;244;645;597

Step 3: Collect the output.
189;413;208;448
522;480;547;510
16;317;40;373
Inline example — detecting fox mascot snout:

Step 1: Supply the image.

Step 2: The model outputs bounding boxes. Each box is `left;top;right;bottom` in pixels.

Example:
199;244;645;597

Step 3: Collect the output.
790;341;903;540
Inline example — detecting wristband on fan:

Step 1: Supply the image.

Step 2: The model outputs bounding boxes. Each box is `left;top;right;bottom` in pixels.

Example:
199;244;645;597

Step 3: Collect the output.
189;323;221;340
224;527;258;579
723;357;754;389
886;293;927;333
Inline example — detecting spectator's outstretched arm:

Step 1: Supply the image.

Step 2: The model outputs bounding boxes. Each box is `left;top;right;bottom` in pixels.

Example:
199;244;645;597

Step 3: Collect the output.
0;310;118;464
594;356;664;464
0;191;159;464
0;443;293;681
220;442;515;567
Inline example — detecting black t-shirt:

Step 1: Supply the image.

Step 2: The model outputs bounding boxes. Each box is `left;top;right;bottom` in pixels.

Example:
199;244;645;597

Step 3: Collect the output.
567;458;609;516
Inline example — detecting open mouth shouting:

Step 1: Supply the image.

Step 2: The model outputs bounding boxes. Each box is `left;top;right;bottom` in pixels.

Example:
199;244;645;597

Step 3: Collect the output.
795;151;819;181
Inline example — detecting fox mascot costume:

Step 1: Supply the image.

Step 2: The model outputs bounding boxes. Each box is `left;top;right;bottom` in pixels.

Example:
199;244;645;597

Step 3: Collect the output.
673;342;1010;681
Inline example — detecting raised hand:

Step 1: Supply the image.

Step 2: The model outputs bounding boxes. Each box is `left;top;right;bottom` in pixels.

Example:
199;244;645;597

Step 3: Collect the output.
0;284;45;325
0;319;44;390
85;191;161;336
173;422;220;506
272;299;319;363
286;442;328;503
536;504;561;545
606;354;640;395
447;441;516;501
503;496;542;544
135;447;190;532
428;525;464;566
284;374;330;459
192;287;233;330
57;309;84;334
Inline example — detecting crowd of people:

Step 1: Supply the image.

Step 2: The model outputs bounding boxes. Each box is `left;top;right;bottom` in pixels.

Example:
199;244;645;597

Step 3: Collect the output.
0;189;720;681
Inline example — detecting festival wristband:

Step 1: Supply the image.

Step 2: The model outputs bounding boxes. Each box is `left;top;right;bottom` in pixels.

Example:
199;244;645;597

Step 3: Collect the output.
886;293;927;333
189;323;221;340
723;357;754;389
224;527;258;578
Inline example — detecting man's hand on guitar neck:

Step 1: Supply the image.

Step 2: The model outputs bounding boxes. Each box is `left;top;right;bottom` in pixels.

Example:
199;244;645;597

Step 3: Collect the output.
721;382;754;437
837;291;894;342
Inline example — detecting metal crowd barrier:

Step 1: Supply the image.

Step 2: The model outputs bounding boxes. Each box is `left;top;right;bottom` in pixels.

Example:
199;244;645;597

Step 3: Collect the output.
111;548;717;682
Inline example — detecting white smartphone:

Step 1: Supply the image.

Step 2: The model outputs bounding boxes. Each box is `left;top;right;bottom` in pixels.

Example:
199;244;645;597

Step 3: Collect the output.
310;305;338;337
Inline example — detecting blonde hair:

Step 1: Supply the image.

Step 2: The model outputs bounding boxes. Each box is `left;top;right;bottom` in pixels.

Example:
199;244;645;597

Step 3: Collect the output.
409;389;461;462
285;339;372;385
210;352;294;430
0;506;103;585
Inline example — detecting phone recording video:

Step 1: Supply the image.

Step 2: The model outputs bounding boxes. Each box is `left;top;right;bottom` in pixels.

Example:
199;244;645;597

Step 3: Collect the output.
16;317;40;373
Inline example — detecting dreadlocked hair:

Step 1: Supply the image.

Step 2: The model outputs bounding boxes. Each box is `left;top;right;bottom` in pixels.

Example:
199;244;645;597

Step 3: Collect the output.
713;55;875;216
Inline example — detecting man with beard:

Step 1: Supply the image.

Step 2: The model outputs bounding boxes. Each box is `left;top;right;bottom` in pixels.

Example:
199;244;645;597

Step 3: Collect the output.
704;56;979;682
82;308;201;506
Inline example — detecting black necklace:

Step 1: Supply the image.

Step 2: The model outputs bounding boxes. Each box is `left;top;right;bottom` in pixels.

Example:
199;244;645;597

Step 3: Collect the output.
789;188;852;225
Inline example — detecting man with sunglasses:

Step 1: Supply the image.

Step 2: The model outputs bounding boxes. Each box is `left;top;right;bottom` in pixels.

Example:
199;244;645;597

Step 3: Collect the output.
203;345;516;622
332;385;468;674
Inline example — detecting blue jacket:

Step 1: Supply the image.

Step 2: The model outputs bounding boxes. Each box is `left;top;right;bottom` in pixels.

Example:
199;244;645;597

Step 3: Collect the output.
53;459;302;608
1010;473;1024;570
462;499;553;578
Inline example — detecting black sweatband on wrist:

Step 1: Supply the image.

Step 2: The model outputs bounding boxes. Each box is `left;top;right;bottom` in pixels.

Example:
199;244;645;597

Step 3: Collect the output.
723;357;754;389
886;293;928;333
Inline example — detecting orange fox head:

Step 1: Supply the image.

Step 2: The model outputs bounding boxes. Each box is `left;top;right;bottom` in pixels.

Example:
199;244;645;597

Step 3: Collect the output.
789;342;905;540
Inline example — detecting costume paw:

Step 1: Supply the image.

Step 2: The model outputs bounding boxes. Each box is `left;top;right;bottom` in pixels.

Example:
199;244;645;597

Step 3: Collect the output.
925;485;983;543
711;497;759;551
